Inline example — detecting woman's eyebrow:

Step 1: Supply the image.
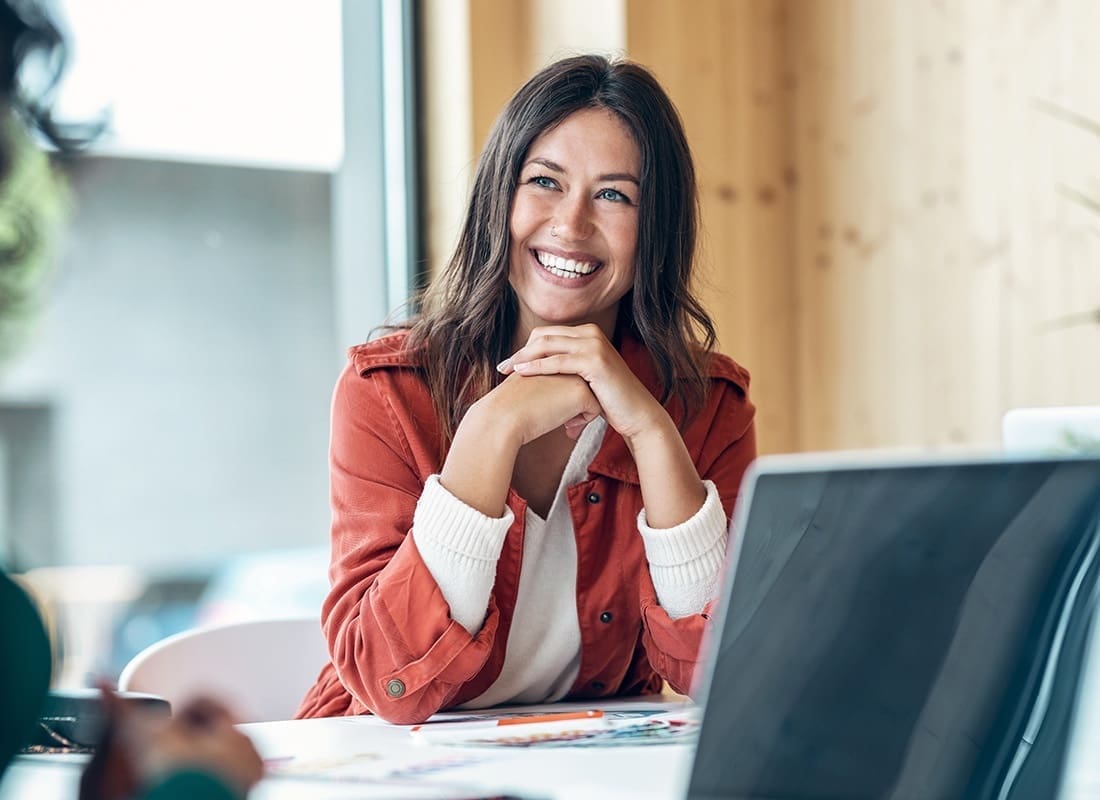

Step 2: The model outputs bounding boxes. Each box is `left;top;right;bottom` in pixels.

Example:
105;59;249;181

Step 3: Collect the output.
599;172;640;185
524;157;639;184
525;156;566;173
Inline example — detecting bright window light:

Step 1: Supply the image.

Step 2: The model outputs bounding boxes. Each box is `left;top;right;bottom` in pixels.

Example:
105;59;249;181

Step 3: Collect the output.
55;1;344;171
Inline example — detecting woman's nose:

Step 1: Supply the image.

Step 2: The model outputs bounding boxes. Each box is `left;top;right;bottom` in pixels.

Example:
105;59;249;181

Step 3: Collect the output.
553;194;594;241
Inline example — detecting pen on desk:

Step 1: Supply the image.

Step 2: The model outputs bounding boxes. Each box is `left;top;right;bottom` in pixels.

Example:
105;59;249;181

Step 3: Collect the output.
410;709;604;733
497;710;603;727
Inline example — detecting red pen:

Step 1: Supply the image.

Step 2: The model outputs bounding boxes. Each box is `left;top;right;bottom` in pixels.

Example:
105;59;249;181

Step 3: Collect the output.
410;709;604;736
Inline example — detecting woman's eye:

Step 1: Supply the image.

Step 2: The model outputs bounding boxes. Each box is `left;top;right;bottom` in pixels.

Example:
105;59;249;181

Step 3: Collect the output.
530;175;557;189
597;188;632;204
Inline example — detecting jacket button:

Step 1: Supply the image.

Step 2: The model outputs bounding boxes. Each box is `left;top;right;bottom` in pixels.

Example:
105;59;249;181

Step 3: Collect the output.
591;681;606;692
599;611;613;623
587;492;601;504
385;679;405;698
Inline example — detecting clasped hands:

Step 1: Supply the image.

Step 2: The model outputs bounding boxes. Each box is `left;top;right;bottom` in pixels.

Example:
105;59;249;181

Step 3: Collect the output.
492;323;663;444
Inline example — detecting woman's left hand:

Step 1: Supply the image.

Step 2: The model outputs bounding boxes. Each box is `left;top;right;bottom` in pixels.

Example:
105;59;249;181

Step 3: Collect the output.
502;323;709;528
499;324;663;441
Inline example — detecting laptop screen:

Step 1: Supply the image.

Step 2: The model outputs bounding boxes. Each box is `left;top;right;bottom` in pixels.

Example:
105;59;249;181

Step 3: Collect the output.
689;456;1100;800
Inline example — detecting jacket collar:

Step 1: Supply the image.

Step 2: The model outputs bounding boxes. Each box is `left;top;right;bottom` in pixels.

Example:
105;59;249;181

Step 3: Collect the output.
351;329;746;487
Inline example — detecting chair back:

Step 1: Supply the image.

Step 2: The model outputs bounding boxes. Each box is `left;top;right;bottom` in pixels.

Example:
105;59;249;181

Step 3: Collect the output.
118;616;327;723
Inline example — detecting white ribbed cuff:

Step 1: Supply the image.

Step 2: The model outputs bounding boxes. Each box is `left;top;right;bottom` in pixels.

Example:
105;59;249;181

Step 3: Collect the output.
412;474;513;633
637;480;728;619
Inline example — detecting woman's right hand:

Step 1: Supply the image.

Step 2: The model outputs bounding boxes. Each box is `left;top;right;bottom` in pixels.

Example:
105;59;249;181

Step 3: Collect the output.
438;372;601;517
481;371;603;446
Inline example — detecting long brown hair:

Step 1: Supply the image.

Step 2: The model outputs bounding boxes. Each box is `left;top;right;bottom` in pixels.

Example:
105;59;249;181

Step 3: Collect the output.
407;54;717;445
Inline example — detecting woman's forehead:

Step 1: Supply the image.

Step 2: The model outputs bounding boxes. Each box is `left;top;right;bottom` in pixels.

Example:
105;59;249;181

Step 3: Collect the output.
523;108;640;173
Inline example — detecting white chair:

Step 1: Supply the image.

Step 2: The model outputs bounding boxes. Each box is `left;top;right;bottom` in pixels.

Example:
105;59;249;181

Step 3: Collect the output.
118;616;328;723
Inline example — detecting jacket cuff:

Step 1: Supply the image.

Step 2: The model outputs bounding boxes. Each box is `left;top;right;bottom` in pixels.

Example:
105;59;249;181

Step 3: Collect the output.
412;474;513;634
637;479;728;619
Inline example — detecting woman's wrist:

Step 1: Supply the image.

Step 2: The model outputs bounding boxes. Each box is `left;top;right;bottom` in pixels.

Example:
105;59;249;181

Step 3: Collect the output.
622;403;678;455
625;409;707;528
440;396;524;517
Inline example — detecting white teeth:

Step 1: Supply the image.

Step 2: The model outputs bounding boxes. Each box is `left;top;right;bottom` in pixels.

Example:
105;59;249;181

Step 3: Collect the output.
535;250;599;277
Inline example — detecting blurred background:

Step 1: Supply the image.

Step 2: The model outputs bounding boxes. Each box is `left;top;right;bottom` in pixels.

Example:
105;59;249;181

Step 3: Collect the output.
1;0;1098;688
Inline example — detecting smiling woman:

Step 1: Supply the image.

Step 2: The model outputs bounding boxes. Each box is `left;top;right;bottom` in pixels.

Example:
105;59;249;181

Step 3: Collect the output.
508;107;639;339
297;54;758;725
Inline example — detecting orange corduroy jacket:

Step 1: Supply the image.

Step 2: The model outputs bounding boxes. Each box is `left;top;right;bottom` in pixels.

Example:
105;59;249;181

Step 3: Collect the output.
296;330;756;724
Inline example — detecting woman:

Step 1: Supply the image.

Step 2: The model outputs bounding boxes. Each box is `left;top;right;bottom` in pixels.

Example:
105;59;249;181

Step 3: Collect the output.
298;54;757;725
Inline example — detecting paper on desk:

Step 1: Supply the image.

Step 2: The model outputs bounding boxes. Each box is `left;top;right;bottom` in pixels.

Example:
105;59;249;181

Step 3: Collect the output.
412;708;701;748
254;697;694;796
417;697;686;726
266;750;488;781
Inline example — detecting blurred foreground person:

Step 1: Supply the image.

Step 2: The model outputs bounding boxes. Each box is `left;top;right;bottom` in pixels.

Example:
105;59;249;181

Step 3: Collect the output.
0;2;262;798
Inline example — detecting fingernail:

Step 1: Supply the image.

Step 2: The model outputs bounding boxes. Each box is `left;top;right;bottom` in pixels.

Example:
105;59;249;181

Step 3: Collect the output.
496;359;512;373
513;362;531;372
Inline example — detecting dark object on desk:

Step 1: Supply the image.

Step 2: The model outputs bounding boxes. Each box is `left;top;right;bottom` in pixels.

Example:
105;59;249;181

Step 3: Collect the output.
23;688;170;753
689;454;1100;800
0;571;52;776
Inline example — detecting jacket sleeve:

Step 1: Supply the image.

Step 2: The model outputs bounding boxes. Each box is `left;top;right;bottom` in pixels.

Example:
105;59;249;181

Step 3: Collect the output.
320;363;501;724
638;380;758;695
637;479;728;618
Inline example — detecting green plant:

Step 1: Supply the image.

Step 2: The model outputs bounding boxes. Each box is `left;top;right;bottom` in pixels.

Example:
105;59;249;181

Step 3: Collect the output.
0;114;67;364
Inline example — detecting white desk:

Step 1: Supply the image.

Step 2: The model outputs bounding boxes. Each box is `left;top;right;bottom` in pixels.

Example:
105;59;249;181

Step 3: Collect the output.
7;689;1100;800
0;698;695;800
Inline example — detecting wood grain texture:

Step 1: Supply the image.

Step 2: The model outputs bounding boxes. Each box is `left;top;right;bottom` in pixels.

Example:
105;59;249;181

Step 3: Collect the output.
627;0;798;454
792;0;1100;449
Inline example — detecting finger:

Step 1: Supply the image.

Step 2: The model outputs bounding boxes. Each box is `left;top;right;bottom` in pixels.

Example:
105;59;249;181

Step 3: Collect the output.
81;681;142;800
95;679;151;748
508;326;606;360
96;680;128;723
512;353;580;377
526;323;604;342
513;349;616;384
500;337;586;374
498;324;610;374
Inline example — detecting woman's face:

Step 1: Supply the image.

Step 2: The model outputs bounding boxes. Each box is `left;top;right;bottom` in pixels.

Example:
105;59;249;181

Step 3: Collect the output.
508;107;641;344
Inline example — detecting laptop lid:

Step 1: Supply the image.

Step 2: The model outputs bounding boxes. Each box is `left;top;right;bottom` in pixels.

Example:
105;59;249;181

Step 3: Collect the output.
687;453;1100;800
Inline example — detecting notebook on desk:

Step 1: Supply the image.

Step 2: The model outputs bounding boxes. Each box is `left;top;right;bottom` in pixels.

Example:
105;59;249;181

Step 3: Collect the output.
685;452;1100;800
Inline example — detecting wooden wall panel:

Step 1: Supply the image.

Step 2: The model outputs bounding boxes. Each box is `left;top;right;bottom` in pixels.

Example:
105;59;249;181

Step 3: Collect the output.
793;0;1100;450
468;1;530;151
627;0;798;454
792;2;996;449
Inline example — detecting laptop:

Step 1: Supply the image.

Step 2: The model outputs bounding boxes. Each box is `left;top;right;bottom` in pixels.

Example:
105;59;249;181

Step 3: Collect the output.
686;452;1100;800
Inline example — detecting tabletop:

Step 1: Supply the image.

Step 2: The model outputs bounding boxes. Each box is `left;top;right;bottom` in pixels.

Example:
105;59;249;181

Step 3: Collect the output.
0;697;695;800
6;688;1100;800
